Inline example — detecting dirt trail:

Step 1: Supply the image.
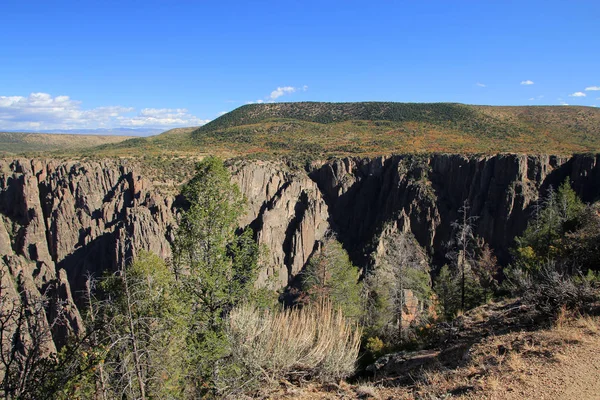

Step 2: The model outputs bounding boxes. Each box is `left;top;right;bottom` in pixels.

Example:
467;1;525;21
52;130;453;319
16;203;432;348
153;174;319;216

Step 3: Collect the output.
269;314;600;400
497;330;600;400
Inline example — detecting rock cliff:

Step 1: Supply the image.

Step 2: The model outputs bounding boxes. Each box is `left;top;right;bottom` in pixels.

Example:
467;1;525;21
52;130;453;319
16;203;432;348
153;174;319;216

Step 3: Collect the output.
310;154;600;267
1;154;600;347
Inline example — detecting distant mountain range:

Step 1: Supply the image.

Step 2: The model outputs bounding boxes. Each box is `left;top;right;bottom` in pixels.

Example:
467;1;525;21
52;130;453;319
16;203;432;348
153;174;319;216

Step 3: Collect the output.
3;127;165;137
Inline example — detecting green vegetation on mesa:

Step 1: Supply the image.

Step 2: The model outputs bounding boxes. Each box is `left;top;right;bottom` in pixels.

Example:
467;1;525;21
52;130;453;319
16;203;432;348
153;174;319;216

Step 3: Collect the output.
0;131;132;155
85;102;600;158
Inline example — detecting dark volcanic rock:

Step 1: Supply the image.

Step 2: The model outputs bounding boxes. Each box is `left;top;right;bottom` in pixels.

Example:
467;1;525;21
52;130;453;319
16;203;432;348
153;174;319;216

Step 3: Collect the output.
1;153;600;350
311;154;600;267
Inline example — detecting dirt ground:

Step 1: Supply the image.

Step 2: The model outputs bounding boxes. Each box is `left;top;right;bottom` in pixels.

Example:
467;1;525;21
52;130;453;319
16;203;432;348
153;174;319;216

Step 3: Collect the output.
265;313;600;400
475;320;600;400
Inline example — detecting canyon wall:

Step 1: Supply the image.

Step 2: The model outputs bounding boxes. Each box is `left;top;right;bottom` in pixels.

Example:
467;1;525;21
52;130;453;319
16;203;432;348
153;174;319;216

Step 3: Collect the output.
310;154;600;266
1;154;600;346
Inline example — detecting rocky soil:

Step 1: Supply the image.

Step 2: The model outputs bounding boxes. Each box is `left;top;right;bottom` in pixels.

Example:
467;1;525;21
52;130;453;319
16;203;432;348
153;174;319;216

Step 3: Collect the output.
263;305;600;399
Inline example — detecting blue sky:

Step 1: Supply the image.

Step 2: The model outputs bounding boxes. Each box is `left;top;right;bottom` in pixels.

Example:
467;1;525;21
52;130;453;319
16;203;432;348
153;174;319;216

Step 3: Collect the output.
1;0;599;132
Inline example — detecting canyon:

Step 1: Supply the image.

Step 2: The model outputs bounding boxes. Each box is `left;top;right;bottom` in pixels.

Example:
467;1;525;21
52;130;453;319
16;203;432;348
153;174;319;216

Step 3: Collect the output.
1;153;600;347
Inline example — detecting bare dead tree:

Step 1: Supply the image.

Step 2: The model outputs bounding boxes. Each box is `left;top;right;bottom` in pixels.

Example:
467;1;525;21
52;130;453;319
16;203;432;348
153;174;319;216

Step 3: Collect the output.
84;274;108;400
446;200;479;311
0;267;66;399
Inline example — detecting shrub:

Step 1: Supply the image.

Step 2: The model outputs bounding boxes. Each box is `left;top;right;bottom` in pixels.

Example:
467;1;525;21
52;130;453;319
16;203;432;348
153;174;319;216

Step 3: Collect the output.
222;302;361;394
508;261;600;318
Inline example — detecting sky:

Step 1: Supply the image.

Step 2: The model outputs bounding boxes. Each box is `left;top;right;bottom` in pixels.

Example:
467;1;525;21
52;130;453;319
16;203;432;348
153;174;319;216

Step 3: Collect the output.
1;0;599;132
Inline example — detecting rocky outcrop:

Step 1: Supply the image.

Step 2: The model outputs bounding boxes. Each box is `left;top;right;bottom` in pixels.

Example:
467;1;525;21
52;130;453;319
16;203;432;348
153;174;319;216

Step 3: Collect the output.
0;158;330;311
311;154;600;267
231;160;329;288
2;154;600;349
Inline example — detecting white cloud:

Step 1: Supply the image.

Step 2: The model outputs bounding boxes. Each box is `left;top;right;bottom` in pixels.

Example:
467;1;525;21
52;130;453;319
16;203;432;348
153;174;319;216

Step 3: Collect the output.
0;92;208;130
247;85;308;104
529;98;535;101
218;111;227;116
560;101;569;106
569;92;587;97
118;108;210;128
270;86;297;100
585;86;600;91
476;82;486;87
521;80;534;85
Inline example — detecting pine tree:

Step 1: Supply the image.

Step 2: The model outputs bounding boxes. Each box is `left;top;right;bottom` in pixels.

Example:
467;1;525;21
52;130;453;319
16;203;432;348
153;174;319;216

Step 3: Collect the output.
171;156;260;391
434;265;460;320
301;235;363;320
364;230;431;343
96;251;189;399
473;243;499;303
515;179;586;270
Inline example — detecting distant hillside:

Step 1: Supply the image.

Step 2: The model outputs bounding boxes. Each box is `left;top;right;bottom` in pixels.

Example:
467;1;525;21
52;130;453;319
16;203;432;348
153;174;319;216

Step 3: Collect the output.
73;102;600;158
14;127;165;136
0;131;134;155
157;127;199;136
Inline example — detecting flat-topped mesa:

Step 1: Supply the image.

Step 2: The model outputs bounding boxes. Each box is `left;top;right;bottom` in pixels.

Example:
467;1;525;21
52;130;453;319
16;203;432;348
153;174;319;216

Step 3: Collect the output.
1;154;600;349
68;103;600;158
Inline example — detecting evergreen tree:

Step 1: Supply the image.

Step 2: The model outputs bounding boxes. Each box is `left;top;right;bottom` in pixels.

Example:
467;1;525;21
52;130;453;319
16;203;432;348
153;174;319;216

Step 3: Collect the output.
364;231;431;343
171;156;260;391
434;265;460;320
301;235;363;320
516;179;586;270
96;251;189;399
562;204;600;272
473;243;499;303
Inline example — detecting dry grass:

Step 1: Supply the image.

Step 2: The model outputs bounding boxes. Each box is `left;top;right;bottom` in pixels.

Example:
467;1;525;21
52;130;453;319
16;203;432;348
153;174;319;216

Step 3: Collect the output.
226;302;362;388
227;302;600;398
355;385;380;399
368;313;600;400
270;311;600;398
577;315;600;334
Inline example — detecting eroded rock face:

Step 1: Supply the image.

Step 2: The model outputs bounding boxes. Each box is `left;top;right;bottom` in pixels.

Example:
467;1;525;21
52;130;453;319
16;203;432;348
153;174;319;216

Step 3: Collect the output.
311;154;600;267
1;158;179;350
0;158;330;311
1;154;600;350
230;160;330;288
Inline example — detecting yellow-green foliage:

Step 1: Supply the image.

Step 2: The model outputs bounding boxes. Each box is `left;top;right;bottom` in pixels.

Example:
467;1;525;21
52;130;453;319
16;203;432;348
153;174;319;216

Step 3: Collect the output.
53;102;600;160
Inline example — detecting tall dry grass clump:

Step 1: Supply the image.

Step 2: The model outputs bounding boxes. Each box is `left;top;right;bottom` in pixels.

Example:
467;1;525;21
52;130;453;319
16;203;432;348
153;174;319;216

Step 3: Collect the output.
225;301;361;388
